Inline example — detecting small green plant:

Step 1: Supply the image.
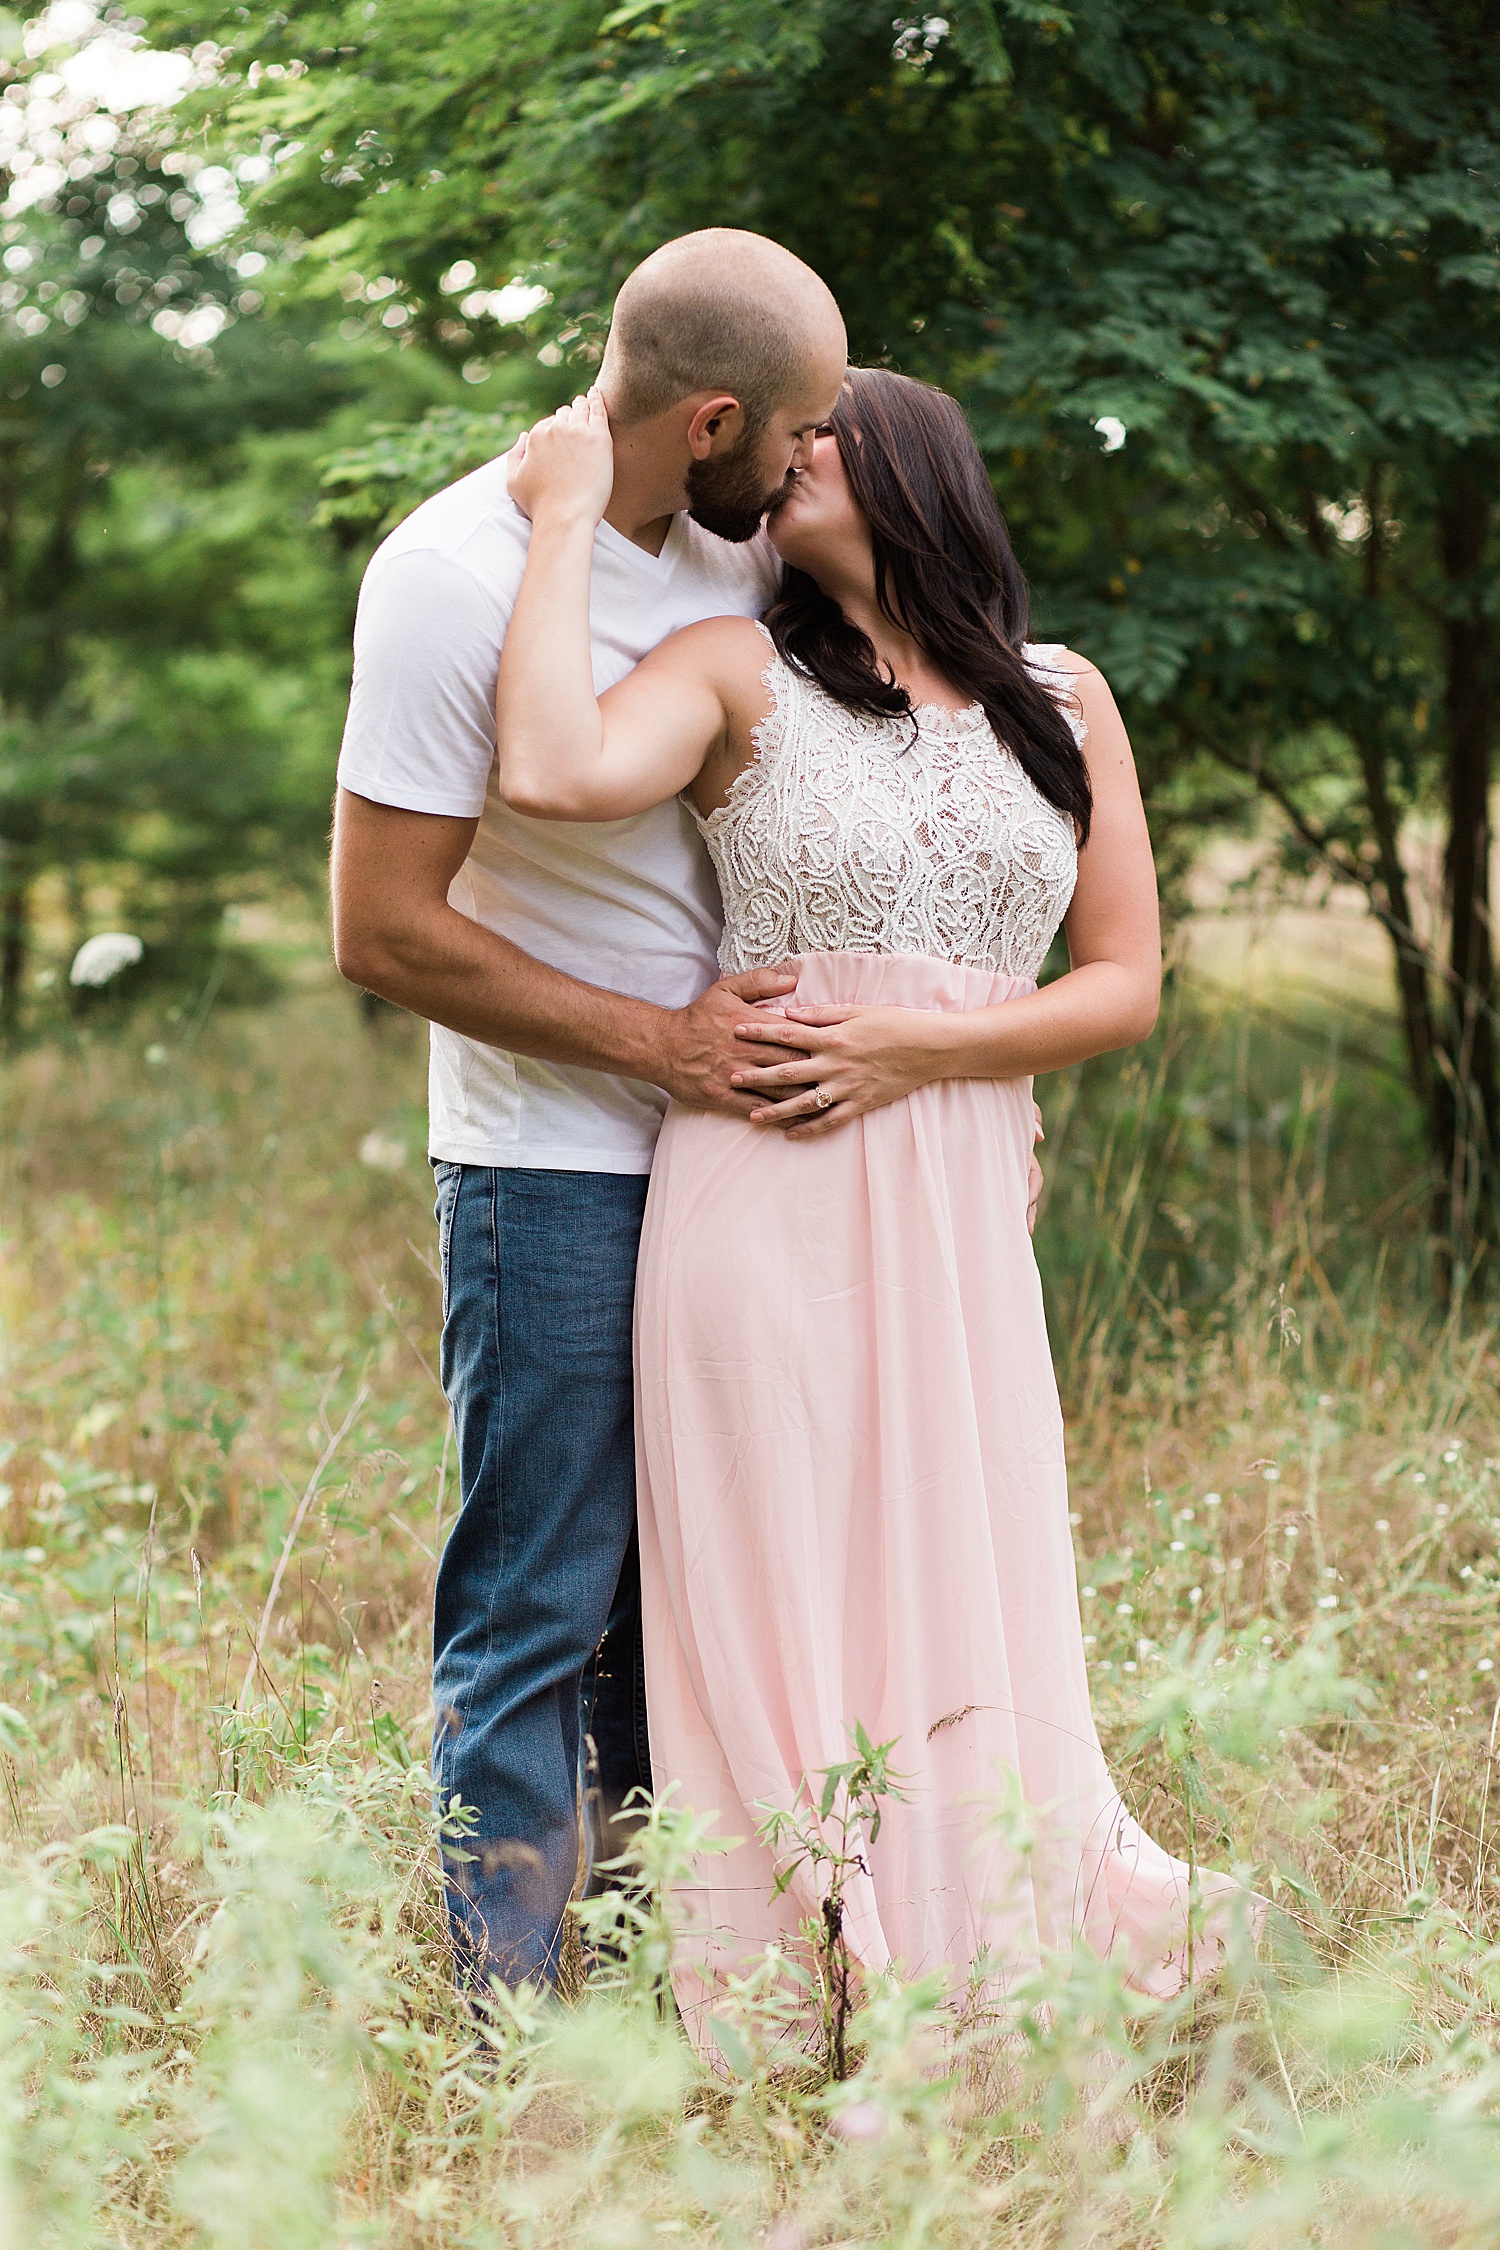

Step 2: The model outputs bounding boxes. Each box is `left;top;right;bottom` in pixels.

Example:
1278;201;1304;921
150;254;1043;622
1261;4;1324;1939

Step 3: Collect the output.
757;1723;910;2083
573;1782;733;2015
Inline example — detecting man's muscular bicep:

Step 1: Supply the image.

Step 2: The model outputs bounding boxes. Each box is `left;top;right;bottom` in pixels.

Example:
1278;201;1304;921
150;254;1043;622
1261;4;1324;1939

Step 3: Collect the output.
327;784;805;1112
329;787;667;1075
330;789;478;992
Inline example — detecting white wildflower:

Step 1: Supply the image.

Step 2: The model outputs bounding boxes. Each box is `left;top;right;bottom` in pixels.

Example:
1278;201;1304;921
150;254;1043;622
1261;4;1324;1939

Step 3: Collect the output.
359;1130;408;1173
69;931;143;986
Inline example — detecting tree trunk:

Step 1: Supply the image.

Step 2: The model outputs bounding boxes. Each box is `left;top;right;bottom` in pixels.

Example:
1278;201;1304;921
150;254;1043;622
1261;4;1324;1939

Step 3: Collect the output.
1353;725;1439;1123
1;450;87;1046
0;846;28;1045
1354;479;1449;1244
1437;458;1498;1262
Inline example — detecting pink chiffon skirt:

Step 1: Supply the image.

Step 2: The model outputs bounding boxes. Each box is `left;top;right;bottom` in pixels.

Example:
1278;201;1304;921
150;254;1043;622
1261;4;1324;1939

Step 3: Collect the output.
634;950;1241;2040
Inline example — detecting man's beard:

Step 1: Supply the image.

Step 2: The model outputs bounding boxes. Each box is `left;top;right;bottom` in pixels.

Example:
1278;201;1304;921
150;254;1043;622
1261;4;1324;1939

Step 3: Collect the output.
685;432;796;543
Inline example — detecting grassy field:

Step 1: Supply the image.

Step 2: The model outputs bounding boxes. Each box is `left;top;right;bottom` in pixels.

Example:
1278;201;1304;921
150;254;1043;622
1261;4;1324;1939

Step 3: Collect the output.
6;947;1500;2247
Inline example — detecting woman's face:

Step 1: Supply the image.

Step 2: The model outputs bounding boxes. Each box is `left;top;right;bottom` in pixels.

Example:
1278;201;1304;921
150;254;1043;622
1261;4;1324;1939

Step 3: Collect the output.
765;425;872;585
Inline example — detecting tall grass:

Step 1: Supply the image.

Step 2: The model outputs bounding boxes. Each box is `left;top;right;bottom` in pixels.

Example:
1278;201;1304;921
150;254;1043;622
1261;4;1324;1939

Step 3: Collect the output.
5;962;1500;2245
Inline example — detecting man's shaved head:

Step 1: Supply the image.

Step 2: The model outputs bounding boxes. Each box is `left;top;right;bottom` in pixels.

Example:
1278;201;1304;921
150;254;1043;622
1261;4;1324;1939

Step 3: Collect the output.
602;229;846;431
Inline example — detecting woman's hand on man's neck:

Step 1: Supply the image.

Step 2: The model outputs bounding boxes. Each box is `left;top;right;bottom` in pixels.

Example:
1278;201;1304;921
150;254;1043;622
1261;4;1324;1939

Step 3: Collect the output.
596;383;689;555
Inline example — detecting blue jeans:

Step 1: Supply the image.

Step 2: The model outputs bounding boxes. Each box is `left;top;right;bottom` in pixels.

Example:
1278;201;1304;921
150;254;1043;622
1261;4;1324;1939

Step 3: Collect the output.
430;1162;652;1987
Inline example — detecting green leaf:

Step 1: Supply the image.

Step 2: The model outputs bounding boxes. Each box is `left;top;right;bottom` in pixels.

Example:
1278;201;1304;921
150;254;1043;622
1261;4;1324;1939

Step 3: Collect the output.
951;0;1014;84
709;2014;754;2077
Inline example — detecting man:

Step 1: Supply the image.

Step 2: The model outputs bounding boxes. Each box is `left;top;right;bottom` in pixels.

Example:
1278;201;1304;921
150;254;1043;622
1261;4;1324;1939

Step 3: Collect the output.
331;229;849;1985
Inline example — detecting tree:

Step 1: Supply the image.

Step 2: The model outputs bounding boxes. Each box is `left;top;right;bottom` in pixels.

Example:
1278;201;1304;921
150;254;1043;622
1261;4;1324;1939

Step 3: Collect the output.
949;0;1500;1262
0;5;410;1030
148;0;1500;1260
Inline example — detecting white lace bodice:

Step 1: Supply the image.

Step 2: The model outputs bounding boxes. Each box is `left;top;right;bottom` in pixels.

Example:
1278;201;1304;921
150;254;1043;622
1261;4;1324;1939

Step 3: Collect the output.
697;630;1082;978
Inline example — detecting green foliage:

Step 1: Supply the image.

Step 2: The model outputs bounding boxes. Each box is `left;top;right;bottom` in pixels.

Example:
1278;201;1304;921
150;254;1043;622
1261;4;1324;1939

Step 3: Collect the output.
171;1790;389;2250
148;0;1500;1250
10;970;1500;2238
576;1784;735;2017
315;401;525;539
6;1676;1500;2248
1131;1620;1370;1786
0;12;469;1031
0;47;304;997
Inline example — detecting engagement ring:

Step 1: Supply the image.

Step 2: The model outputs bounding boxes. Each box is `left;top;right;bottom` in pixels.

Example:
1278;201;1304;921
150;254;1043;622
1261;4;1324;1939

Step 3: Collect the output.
812;1089;834;1110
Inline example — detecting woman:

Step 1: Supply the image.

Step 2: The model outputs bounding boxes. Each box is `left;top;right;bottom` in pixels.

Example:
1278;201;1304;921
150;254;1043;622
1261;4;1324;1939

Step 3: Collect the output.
496;369;1243;2033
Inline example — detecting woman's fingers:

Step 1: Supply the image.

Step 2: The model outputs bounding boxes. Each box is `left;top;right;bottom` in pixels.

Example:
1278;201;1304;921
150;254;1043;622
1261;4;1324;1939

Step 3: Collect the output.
779;1004;859;1026
751;1084;848;1127
732;1056;822;1090
733;1017;816;1044
510;390;615;522
783;1102;853;1139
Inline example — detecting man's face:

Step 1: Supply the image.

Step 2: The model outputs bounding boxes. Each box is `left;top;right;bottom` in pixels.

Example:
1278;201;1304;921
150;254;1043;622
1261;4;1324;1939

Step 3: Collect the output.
686;365;846;543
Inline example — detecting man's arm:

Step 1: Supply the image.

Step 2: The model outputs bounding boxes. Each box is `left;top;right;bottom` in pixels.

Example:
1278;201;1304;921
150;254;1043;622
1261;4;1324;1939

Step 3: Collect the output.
330;789;798;1112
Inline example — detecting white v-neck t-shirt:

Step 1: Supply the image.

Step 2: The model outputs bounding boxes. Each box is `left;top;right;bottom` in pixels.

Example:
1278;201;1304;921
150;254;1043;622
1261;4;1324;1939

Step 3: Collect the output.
337;454;780;1173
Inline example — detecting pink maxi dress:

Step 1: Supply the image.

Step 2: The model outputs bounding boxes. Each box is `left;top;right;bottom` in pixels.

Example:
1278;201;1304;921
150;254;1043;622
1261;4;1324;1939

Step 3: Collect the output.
634;632;1241;2038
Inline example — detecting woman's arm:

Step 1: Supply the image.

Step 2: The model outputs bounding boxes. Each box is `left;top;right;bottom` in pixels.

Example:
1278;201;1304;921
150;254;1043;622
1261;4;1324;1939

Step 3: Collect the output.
497;390;733;821
733;658;1161;1138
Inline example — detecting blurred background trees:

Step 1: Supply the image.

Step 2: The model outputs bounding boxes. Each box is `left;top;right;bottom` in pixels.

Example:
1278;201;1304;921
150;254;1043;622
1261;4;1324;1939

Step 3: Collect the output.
0;2;457;1021
5;0;1498;1258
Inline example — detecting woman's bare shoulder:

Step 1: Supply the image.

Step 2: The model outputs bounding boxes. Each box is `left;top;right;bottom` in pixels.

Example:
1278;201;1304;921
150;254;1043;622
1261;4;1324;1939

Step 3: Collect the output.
1033;646;1124;735
1031;641;1102;684
641;612;771;686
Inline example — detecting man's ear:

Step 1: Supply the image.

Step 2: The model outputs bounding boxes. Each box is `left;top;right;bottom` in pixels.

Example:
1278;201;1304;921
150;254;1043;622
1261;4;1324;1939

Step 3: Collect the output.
686;394;746;459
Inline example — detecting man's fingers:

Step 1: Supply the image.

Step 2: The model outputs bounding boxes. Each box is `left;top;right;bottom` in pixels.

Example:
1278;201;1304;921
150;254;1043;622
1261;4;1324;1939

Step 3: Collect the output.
687;1084;764;1119
721;963;799;1000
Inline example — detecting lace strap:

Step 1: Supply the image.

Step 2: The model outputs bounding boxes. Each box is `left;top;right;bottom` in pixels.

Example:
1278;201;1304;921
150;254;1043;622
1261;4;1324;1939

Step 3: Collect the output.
696;620;800;834
747;621;802;776
1024;643;1089;749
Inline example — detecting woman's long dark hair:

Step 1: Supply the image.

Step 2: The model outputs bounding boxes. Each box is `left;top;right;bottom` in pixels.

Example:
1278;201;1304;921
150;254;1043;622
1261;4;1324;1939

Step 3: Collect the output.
764;367;1092;842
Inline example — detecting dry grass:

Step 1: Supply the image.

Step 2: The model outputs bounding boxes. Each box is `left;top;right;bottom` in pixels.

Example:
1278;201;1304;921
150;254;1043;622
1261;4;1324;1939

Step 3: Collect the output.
6;965;1500;2246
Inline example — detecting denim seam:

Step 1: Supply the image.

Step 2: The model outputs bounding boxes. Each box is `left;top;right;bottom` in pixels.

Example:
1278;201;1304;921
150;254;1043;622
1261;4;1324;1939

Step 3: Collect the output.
433;1160;458;1812
473;1164;509;1722
444;1168;507;1828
